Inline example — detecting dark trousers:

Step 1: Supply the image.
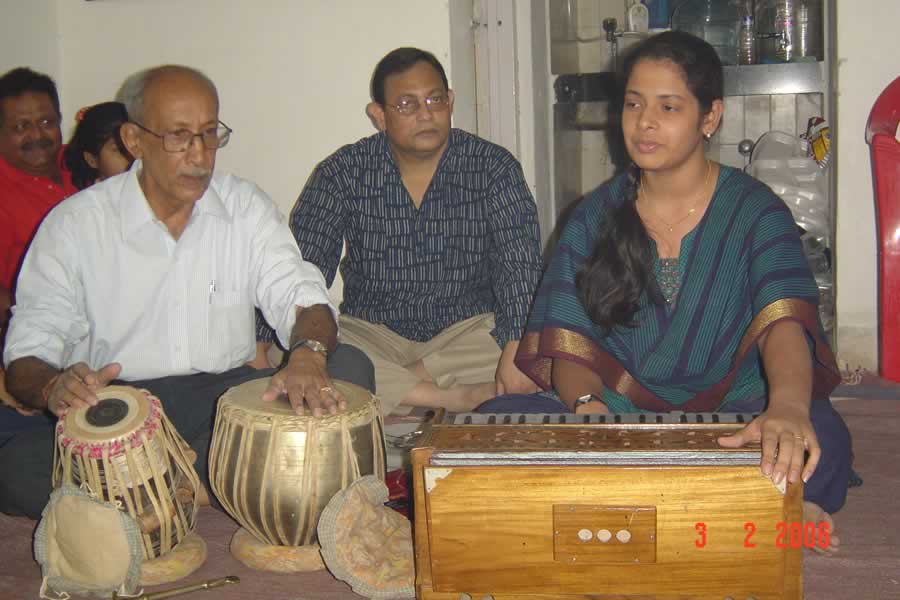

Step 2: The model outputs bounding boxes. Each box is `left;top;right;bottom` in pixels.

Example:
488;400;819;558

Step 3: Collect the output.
477;393;852;514
0;409;55;448
0;344;374;519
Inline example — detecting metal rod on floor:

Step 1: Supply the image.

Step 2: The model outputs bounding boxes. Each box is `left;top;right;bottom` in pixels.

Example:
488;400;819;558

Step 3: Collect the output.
112;575;240;600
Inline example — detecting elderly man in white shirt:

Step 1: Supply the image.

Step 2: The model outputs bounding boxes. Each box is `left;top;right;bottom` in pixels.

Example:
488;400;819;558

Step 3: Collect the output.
0;65;373;519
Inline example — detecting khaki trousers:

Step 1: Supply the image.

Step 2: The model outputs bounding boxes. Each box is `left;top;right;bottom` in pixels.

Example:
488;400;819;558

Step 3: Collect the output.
339;313;501;415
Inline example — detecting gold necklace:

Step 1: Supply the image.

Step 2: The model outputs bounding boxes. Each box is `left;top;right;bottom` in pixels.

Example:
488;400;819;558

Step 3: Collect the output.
640;160;712;234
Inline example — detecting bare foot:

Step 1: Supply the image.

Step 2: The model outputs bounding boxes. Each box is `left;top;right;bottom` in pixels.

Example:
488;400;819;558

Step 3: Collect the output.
442;382;496;413
399;379;497;414
803;500;840;555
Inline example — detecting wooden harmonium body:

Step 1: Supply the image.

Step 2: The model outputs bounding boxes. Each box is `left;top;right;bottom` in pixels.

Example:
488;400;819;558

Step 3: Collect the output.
411;412;802;600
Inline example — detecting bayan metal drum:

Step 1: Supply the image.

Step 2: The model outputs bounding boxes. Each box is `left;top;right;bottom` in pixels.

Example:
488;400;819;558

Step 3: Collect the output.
53;385;206;585
209;377;386;572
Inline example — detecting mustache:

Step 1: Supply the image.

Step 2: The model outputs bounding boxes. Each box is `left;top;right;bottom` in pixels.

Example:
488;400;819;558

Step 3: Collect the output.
20;138;55;153
179;167;212;178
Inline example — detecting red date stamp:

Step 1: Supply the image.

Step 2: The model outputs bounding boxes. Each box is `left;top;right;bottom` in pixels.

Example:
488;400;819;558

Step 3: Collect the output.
694;522;831;550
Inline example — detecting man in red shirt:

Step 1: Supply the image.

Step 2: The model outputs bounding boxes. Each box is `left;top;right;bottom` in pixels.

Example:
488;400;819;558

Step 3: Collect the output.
0;67;76;431
0;68;77;312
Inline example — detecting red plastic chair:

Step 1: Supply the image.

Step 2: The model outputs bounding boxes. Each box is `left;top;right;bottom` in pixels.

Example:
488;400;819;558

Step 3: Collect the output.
866;76;900;382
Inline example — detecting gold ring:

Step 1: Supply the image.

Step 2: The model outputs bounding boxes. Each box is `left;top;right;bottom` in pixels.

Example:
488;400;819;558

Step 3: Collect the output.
320;386;333;393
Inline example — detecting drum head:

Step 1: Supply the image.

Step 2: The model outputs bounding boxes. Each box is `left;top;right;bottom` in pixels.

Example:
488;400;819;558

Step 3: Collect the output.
218;377;373;418
63;386;152;443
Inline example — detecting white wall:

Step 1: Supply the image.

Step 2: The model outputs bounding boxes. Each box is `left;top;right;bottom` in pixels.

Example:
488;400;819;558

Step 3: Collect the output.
2;0;454;217
0;0;59;83
834;0;900;370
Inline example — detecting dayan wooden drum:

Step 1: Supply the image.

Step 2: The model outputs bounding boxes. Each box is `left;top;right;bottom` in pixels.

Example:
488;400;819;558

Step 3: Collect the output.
209;377;386;572
412;413;804;600
53;385;206;585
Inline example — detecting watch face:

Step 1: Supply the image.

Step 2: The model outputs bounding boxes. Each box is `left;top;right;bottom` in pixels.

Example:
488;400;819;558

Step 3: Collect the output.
575;394;599;407
299;339;327;355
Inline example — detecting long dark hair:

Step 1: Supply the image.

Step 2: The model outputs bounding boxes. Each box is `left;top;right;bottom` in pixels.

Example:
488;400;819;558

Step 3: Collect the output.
63;102;131;189
576;31;723;335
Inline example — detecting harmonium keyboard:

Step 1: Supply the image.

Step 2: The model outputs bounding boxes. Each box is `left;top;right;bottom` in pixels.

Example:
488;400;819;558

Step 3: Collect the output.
411;412;804;600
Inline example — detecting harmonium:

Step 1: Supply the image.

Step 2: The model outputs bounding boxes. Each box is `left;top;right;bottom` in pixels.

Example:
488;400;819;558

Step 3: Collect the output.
411;411;807;600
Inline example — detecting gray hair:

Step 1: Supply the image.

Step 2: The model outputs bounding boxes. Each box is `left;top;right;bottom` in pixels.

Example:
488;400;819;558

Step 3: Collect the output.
115;65;218;123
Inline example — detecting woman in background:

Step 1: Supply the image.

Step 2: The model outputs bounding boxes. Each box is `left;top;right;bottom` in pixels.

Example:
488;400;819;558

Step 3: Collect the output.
63;101;133;189
480;30;850;555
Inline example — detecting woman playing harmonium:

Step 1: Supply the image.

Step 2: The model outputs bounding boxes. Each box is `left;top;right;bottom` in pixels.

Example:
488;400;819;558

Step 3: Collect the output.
479;30;850;555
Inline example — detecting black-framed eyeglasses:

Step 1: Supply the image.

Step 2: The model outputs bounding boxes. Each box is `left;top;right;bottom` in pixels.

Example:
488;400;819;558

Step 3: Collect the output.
384;94;450;116
131;120;232;153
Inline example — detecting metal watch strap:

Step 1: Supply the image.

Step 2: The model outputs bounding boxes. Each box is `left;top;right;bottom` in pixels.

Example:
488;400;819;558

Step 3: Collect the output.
574;393;602;408
287;338;328;358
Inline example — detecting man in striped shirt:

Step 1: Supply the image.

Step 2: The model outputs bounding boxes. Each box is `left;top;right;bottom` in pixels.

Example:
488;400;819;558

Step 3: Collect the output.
261;47;543;414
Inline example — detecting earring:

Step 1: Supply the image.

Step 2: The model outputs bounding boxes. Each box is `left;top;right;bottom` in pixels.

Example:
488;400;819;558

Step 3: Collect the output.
703;131;712;140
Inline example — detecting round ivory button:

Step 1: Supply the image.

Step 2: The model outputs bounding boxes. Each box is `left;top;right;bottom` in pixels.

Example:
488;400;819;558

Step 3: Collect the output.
577;528;593;542
596;529;612;543
616;529;632;543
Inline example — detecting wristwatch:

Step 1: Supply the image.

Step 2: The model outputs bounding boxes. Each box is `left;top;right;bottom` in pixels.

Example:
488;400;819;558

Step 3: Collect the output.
574;393;603;409
286;338;329;359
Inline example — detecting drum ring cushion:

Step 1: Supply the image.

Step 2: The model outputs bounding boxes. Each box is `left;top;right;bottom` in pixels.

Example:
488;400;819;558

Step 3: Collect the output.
35;483;143;599
318;475;415;599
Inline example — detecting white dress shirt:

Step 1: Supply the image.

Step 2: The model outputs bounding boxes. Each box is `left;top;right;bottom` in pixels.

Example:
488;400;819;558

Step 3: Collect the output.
3;162;335;380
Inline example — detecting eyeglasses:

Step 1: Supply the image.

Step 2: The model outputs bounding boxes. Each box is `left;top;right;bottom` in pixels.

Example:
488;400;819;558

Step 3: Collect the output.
384;94;450;116
131;120;232;153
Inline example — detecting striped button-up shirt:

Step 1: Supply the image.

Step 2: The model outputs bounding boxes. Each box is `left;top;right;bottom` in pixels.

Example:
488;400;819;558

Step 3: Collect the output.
265;128;542;347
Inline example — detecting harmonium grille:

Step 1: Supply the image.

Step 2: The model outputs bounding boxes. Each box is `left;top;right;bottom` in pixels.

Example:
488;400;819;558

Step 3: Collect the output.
424;411;762;467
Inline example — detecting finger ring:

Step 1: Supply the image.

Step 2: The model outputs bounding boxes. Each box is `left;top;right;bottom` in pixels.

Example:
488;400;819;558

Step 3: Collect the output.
320;386;333;393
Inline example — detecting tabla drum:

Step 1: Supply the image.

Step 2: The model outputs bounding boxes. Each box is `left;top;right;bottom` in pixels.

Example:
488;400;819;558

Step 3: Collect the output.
53;385;206;585
209;377;386;572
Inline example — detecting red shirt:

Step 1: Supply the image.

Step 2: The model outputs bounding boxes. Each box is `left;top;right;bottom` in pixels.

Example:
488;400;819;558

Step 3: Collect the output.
0;149;77;291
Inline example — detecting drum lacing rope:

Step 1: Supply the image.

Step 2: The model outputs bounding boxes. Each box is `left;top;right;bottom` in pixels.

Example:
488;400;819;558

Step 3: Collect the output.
269;415;292;545
300;417;319;545
371;397;386;479
156;406;198;544
140;427;172;556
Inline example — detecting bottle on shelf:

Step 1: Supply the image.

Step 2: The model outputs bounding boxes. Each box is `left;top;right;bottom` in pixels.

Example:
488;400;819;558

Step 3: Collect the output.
738;14;756;65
